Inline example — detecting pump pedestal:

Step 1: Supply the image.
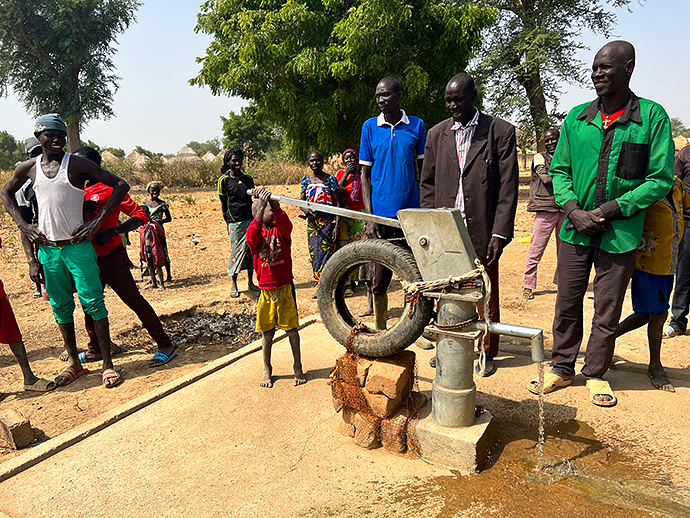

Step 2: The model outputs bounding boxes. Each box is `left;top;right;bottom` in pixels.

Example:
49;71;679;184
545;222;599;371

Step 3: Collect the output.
415;403;496;473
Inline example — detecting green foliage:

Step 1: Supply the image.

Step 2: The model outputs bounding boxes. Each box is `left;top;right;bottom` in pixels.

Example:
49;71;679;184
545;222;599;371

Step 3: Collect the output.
135;146;163;158
187;138;222;157
0;0;140;148
221;105;283;158
474;0;632;148
671;117;690;138
182;195;197;206
192;0;495;159
0;131;23;170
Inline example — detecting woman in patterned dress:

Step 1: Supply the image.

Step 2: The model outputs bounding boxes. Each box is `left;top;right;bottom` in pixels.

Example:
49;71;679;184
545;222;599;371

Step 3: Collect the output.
300;150;340;298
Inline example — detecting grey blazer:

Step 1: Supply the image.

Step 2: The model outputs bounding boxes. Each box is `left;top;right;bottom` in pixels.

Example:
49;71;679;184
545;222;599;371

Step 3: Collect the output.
419;113;519;257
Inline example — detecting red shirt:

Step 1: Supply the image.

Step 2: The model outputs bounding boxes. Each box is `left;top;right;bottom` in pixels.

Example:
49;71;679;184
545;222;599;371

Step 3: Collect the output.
246;208;293;289
600;106;626;130
335;169;365;212
84;183;148;257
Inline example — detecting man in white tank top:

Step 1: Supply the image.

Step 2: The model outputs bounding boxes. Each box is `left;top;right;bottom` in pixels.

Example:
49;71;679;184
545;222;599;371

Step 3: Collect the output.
1;114;130;389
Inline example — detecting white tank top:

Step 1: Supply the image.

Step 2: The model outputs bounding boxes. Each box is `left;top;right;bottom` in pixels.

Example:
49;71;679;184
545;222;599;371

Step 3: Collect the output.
33;153;85;241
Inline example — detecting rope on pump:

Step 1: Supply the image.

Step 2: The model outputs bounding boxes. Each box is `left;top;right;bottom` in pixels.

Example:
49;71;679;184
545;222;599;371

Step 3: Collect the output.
402;258;493;381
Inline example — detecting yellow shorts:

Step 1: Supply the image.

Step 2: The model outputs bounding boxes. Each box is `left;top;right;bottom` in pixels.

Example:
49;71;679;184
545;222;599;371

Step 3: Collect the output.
256;283;299;333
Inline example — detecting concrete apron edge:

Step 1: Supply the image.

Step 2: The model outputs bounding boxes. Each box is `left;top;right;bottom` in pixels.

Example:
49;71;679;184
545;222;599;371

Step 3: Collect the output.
499;342;690;383
0;316;320;484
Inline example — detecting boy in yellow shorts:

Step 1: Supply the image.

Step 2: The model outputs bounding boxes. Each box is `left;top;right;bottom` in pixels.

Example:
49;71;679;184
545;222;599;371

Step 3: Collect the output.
246;187;305;388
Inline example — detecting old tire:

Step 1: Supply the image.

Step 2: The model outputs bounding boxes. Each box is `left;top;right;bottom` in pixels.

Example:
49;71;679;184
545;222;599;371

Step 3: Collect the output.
317;239;432;357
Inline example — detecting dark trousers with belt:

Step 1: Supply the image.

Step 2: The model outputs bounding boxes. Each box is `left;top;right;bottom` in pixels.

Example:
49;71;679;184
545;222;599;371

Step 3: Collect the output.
551;242;635;379
85;244;172;353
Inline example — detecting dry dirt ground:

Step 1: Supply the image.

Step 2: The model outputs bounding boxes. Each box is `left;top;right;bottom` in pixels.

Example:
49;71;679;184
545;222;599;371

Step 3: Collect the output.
1;183;689;481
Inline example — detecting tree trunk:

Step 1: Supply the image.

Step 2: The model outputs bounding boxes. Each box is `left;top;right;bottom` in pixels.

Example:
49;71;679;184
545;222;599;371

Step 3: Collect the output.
67;119;80;152
521;70;549;153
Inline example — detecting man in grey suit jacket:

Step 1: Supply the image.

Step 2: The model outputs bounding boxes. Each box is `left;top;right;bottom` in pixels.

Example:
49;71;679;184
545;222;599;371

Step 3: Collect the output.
420;73;519;376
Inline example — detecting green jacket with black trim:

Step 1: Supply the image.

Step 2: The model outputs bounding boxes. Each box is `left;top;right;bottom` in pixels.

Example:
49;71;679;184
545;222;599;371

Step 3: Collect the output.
550;92;674;254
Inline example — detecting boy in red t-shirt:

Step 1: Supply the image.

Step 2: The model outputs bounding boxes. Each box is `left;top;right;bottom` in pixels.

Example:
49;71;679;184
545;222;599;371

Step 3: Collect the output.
246;188;305;388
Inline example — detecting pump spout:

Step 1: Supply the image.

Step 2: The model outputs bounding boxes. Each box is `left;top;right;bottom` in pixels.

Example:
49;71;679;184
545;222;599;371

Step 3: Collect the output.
468;321;545;363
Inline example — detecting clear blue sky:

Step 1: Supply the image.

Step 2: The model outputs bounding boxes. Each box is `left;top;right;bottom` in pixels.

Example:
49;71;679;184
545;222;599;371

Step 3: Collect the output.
0;1;687;154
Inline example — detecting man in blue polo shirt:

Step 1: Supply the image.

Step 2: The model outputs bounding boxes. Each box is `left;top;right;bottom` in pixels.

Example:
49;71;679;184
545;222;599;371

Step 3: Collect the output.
359;76;426;331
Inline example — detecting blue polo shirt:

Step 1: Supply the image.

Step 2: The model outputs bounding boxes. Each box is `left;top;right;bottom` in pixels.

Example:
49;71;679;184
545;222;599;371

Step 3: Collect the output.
359;111;426;217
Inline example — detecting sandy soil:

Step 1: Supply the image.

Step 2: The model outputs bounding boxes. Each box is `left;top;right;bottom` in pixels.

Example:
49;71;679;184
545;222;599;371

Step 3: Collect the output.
1;183;689;484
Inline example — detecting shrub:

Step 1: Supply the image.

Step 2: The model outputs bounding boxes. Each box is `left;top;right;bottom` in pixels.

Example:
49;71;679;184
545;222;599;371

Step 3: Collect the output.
245;151;304;186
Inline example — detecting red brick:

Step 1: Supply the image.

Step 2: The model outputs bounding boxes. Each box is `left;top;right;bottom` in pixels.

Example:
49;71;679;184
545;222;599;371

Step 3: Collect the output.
332;394;344;412
363;388;402;419
380;392;428;453
353;412;380;449
365;350;416;399
0;409;34;449
338;420;355;437
380;413;408;454
356;357;373;387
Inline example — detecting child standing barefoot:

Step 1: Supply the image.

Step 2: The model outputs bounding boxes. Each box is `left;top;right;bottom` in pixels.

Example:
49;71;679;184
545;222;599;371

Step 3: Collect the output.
246;187;306;388
143;181;173;282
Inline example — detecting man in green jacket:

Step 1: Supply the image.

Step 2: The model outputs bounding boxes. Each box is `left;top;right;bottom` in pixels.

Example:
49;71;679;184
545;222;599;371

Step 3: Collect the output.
529;40;674;407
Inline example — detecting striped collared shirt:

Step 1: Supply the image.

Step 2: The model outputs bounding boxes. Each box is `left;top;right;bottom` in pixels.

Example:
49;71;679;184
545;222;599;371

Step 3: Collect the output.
451;109;480;219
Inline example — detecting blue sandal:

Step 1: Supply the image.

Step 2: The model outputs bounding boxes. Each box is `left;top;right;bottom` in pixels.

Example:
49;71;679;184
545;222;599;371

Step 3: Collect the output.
149;348;178;368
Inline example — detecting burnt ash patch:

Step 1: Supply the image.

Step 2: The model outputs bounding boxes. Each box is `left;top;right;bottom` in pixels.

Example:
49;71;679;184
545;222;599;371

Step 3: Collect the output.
166;310;259;347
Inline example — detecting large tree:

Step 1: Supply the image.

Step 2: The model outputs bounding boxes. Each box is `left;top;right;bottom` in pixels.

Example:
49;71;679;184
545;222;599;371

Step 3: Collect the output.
192;0;495;159
221;105;283;158
473;0;632;150
0;0;140;151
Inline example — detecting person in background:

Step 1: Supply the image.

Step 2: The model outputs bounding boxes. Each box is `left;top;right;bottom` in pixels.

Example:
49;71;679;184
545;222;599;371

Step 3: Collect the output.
140;205;167;292
300;150;340;298
663;144;690;338
16;137;42;298
615;177;690;393
60;147;177;368
523;128;564;300
359;77;425;331
143;181;172;282
335;148;370;305
217;148;259;298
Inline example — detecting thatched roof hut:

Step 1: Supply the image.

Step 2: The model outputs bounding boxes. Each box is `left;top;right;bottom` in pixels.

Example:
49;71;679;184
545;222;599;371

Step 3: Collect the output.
133;155;150;172
674;135;689;152
170;145;202;164
101;150;120;164
125;150;144;164
202;151;217;162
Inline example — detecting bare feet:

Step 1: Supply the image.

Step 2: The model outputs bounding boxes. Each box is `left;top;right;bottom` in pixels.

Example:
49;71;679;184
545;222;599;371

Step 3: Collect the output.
294;364;306;386
260;369;273;388
649;364;675;392
230;289;240;298
358;308;373;317
248;282;259;292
